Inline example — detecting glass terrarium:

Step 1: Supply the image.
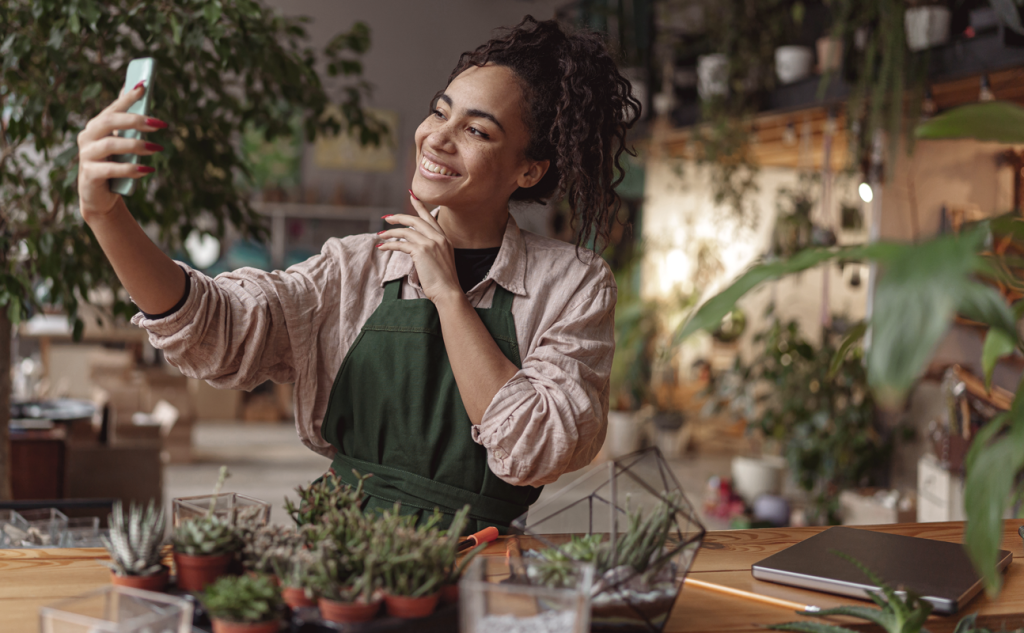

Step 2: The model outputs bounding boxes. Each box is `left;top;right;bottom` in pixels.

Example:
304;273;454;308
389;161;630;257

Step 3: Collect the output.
511;447;705;632
5;508;69;548
460;555;594;633
39;585;192;633
171;492;270;527
57;516;105;548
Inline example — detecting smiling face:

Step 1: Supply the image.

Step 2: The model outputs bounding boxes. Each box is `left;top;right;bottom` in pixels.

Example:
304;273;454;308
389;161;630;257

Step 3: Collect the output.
412;64;549;218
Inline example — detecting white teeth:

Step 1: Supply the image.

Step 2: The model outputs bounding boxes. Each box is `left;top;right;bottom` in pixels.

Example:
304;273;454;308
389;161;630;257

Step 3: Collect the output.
421;157;457;177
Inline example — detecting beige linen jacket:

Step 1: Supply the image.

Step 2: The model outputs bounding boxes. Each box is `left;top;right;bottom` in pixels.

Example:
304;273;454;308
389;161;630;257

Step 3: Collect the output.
132;215;616;487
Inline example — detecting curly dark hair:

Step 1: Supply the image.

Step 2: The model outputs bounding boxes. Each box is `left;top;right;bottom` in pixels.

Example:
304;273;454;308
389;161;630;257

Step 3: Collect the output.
440;15;641;254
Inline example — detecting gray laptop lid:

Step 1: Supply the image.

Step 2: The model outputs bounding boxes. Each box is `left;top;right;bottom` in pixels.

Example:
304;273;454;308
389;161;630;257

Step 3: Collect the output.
751;526;1013;615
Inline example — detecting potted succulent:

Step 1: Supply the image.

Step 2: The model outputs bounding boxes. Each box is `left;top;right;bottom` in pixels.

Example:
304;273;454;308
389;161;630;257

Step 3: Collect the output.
374;508;448;619
312;542;383;624
273;546;320;610
284;469;370;528
239;523;302;584
436;506;485;604
100;500;169;591
172;467;243;591
202;573;284;633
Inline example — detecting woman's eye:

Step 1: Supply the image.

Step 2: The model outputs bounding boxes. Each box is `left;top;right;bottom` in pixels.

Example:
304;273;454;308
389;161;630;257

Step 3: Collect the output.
432;109;446;119
468;127;490;139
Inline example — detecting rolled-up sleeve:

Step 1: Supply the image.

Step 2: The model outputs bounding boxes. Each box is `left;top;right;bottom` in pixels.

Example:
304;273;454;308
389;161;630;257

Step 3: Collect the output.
472;284;616;487
130;253;336;391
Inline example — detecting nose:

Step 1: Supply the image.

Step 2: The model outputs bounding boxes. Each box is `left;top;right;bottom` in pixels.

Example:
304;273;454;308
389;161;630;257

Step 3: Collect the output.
426;119;456;154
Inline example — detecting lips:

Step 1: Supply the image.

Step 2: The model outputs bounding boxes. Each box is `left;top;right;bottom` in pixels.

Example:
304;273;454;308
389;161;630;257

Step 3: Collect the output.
420;154;461;177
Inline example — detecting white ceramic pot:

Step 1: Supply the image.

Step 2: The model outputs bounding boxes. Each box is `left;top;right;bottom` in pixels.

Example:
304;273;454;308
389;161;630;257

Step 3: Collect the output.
774;46;814;85
604;411;644;458
905;6;951;52
815;36;843;74
697;54;729;100
731;455;786;503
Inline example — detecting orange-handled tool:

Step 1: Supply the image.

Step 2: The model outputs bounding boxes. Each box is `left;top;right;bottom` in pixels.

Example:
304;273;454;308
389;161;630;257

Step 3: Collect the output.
457;526;499;552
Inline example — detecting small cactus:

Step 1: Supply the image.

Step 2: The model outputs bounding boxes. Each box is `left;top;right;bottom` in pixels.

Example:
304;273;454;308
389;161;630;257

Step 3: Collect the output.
101;500;166;577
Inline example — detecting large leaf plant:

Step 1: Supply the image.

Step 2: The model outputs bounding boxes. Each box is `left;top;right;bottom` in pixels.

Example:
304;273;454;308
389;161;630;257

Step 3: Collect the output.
675;215;1024;596
0;0;385;498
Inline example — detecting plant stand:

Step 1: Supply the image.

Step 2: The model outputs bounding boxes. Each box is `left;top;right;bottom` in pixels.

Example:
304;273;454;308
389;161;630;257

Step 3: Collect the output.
510;447;706;632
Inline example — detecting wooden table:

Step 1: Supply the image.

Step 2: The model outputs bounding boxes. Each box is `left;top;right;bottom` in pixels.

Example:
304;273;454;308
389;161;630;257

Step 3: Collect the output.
2;521;1022;632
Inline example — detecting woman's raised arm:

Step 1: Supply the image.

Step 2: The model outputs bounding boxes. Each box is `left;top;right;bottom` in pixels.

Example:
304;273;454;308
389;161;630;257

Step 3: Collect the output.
76;83;185;315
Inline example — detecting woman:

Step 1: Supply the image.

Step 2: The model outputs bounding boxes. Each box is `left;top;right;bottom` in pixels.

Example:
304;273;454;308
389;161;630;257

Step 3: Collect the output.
76;16;640;531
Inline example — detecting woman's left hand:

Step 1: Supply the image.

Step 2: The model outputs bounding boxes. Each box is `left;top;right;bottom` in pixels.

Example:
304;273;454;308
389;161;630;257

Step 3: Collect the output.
376;192;462;304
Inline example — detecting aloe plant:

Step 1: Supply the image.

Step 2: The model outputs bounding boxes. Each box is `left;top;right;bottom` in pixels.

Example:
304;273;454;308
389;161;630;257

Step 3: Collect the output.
100;500;166;577
768;552;933;633
202;573;284;624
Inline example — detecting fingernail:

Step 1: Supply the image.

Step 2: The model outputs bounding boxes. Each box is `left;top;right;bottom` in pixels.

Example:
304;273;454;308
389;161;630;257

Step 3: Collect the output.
408;189;418;200
382;214;393;219
144;142;164;152
136;165;156;174
377;230;386;235
133;81;146;91
145;117;168;129
375;243;384;248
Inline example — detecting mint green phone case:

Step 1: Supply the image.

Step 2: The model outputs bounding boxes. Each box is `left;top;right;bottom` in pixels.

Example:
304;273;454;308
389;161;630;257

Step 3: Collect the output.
109;57;156;197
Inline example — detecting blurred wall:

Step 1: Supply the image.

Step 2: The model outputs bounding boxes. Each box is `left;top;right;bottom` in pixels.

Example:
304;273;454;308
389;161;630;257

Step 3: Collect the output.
261;0;566;227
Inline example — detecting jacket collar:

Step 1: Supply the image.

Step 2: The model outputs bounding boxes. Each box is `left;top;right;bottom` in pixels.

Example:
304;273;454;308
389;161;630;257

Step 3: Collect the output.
381;211;527;296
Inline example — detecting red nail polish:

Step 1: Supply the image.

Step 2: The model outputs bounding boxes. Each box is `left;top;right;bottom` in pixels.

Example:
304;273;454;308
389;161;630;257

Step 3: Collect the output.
376;243;384;248
136;165;156;174
144;142;164;152
409;189;419;200
133;81;146;91
382;214;393;219
377;230;386;235
145;117;168;129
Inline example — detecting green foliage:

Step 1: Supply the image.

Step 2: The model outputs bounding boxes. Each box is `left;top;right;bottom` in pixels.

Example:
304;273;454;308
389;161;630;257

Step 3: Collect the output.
769;551;933;633
915;102;1024;145
709;314;887;524
202;573;283;624
100;500;166;577
239;523;303;574
371;505;453;598
675;216;1024;594
171;514;242;556
0;0;385;334
534;491;683;587
285;469;370;528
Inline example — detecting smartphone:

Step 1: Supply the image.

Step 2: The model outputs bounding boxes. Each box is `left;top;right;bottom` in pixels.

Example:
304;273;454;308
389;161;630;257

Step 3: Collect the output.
109;57;156;197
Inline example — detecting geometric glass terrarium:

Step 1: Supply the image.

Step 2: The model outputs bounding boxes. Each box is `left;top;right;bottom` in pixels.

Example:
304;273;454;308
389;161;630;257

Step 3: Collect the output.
171;493;270;527
39;585;193;633
511;448;705;632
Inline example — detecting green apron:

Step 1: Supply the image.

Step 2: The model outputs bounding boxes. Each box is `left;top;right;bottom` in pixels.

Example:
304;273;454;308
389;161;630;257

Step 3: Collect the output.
320;277;541;533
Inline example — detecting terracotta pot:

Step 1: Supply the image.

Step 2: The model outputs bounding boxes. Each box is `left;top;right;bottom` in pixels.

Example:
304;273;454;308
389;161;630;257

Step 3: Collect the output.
210;618;281;633
174;552;233;592
110;566;170;592
439;583;459;605
384;592;439;619
318;596;382;623
246;571;280;587
282;586;317;609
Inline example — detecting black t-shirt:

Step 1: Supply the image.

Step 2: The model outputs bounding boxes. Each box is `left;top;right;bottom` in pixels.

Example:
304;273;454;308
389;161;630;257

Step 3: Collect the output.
142;248;501;320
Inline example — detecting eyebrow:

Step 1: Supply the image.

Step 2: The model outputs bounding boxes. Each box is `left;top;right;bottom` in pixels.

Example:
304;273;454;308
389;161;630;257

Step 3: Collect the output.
439;94;505;134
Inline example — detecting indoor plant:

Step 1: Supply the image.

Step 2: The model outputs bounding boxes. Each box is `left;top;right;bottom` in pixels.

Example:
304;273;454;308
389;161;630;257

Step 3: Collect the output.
273;545;320;610
374;507;449;618
0;0;385;500
239;524;302;581
202;573;284;633
100;500;168;591
311;541;383;624
172;467;243;591
284;469;370;529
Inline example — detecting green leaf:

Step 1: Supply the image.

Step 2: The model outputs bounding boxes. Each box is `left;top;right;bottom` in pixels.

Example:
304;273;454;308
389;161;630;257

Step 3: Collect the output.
204;2;222;26
767;622;860;633
915;102;1024;144
828;321;868;379
956;283;1017;337
981;327;1016;389
809;605;894;629
963;388;1024;596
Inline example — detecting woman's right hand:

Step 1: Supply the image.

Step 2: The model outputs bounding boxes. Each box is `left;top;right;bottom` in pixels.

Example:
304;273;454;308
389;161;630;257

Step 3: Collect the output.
76;82;167;223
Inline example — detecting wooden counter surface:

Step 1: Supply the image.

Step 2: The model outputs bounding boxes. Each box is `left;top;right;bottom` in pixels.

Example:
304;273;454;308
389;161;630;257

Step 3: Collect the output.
2;521;1022;632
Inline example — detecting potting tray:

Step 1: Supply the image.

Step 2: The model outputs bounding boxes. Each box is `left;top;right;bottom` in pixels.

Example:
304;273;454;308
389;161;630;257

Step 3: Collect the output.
168;586;459;632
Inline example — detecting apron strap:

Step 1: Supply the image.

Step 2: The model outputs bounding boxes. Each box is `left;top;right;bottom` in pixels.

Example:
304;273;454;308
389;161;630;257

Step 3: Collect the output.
490;284;515;313
382;278;403;302
331;452;529;527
